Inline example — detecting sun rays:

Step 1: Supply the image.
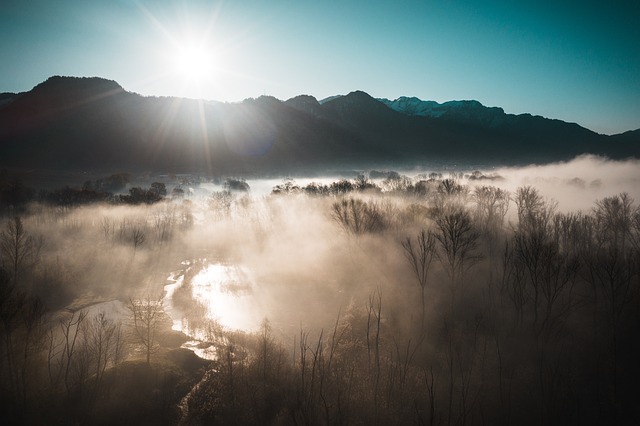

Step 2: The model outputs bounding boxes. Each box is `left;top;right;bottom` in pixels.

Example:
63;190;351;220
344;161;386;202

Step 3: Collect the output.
134;2;228;100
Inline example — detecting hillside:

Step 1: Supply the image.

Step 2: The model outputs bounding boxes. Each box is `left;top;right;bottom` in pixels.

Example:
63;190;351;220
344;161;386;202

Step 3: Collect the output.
0;76;638;174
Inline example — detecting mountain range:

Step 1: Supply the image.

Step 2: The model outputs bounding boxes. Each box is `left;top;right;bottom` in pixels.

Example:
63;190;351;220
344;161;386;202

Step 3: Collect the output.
1;76;638;174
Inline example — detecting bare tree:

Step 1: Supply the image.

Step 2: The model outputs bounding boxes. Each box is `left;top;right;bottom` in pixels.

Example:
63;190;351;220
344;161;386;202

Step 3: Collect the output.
208;190;234;220
437;179;467;198
0;266;46;406
152;206;176;242
131;226;146;252
88;312;117;388
433;206;481;310
0;217;41;286
514;186;557;236
128;294;165;364
331;198;386;235
433;179;470;214
512;186;558;325
59;310;88;395
100;216;115;242
552;212;586;257
582;194;638;417
402;229;437;328
472;186;510;235
629;204;640;253
594;193;635;252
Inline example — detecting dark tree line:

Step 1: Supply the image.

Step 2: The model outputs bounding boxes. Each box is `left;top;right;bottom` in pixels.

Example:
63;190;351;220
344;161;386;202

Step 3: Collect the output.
0;171;170;212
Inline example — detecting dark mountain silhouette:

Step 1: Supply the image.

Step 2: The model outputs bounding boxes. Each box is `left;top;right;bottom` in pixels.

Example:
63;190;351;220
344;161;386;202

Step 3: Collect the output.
0;76;638;174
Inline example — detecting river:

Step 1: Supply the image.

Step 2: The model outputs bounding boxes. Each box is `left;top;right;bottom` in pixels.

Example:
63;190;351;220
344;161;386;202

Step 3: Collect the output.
163;260;266;359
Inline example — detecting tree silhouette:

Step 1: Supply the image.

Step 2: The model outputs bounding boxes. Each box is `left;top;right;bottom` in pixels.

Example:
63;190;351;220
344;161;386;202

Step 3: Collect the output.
128;294;165;364
402;229;436;328
433;206;481;310
331;198;386;235
0;217;40;286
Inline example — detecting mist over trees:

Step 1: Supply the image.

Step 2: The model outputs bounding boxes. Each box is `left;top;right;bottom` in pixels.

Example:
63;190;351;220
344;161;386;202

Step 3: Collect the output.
179;175;640;425
0;160;639;425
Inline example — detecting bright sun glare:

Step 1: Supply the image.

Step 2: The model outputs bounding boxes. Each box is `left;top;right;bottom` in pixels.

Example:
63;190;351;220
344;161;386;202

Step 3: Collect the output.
138;2;242;100
173;43;216;83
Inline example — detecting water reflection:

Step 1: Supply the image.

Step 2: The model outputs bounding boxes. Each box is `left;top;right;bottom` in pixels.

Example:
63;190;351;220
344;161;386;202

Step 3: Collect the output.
165;261;264;338
191;263;263;331
164;273;187;333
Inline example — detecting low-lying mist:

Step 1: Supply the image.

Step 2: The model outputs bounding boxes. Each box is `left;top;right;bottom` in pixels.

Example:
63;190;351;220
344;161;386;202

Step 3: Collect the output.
1;154;639;425
489;154;640;211
6;154;640;341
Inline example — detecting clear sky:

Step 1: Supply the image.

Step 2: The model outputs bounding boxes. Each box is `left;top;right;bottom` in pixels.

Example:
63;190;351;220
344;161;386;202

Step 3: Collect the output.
1;0;638;134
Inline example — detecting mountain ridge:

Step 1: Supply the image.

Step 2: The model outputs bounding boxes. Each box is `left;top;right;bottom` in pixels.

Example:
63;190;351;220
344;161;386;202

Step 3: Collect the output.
0;76;638;174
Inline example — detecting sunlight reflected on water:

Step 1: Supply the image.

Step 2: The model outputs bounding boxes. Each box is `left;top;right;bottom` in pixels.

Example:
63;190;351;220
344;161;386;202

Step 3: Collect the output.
190;263;263;331
164;275;186;333
164;262;266;359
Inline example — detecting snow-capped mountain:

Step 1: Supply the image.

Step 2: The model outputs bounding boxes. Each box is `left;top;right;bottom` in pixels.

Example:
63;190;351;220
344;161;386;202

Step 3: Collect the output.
378;96;507;127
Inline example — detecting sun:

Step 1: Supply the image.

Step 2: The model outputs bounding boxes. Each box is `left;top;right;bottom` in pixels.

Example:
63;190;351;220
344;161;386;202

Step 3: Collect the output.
172;42;216;83
136;2;248;100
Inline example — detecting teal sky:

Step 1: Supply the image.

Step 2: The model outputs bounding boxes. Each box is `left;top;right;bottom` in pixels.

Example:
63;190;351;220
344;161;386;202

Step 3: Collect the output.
1;0;638;134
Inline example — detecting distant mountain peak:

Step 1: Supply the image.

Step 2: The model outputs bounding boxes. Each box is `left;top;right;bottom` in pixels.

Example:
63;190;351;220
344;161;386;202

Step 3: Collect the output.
16;76;128;110
378;96;508;128
322;90;396;118
318;95;343;104
286;94;319;103
33;76;124;93
326;90;383;106
344;90;375;100
284;95;322;116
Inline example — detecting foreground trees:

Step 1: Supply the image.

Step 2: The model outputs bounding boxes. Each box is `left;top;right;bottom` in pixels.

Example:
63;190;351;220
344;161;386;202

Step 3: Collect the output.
0;176;638;425
0;266;46;415
188;181;639;425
